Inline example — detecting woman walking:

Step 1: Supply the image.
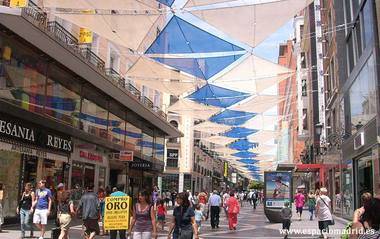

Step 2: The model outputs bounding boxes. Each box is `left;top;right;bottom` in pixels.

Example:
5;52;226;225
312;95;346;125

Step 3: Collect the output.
17;182;35;238
128;191;157;239
225;191;240;230
167;192;199;239
57;191;75;239
308;191;316;221
316;188;333;239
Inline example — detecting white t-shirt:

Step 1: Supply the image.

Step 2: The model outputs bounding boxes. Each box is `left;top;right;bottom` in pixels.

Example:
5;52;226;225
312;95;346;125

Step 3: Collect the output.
316;195;332;221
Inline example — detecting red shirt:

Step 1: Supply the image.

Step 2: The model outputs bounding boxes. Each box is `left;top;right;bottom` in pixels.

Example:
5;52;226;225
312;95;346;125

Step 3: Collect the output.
157;205;166;216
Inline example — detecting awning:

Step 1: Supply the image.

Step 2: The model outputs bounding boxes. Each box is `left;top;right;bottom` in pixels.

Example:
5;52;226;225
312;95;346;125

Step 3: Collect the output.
187;0;313;47
231;95;285;113
41;0;160;11
167;98;221;119
193;121;231;134
126;57;205;95
211;54;293;93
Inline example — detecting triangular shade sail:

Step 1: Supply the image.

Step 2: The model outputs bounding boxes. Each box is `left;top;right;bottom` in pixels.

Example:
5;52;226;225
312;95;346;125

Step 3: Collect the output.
242;114;281;130
189;0;313;47
187;84;250;108
55;13;160;51
152;54;243;80
248;130;278;143
229;139;258;151
212;147;238;155
126;57;205;95
238;158;259;164
212;55;293;93
223;127;258;138
250;144;275;154
202;135;236;146
209;109;257;126
231;95;285;113
168;98;221;120
193;121;231;134
42;0;159;11
157;0;175;7
185;0;231;8
232;151;258;158
255;155;276;162
146;16;244;54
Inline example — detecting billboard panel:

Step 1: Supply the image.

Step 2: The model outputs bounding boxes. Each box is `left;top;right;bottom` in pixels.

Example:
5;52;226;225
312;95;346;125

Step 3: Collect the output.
264;171;292;208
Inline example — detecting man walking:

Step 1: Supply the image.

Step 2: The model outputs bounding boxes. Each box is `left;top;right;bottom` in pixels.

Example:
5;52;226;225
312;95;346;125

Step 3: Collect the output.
110;185;127;239
31;179;52;239
208;190;222;229
78;184;100;239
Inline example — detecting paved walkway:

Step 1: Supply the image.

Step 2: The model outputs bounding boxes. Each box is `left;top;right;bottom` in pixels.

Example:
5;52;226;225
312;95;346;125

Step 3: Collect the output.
0;202;349;239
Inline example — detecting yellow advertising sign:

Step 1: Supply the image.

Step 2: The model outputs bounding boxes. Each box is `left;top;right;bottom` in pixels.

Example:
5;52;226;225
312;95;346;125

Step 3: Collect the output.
224;162;228;177
79;28;93;44
104;196;131;230
10;0;28;8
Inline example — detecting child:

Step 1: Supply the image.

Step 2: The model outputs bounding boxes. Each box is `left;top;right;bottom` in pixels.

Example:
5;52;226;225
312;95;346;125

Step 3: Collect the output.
157;199;166;231
194;204;205;233
280;201;292;239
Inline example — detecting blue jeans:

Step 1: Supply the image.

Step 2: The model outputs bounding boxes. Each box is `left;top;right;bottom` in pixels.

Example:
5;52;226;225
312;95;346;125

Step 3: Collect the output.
20;208;33;236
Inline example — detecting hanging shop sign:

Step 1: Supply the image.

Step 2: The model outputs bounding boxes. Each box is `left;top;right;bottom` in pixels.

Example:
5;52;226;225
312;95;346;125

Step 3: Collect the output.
10;0;28;8
167;149;179;160
119;150;134;162
223;161;228;177
79;28;93;44
79;150;103;162
104;196;132;230
0;113;72;153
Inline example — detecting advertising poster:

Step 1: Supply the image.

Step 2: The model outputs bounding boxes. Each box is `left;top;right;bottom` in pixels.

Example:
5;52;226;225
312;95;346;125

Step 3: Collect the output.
264;171;292;208
104;196;131;230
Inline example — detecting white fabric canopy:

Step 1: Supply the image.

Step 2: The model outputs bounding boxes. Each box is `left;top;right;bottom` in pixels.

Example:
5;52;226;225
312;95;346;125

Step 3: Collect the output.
55;12;161;51
211;55;293;93
168;98;221;120
126;57;205;95
248;130;278;142
231;95;284;113
42;0;160;11
213;147;239;155
193;121;231;134
201;135;236;146
185;0;232;8
250;144;274;154
243;114;281;129
188;0;313;47
255;155;276;161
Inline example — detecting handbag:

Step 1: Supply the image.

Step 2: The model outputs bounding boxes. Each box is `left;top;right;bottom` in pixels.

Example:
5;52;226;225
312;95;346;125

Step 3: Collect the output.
177;207;193;239
320;197;334;225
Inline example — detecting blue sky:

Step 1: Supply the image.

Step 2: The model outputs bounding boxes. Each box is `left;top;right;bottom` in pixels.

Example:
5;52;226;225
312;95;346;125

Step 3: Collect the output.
253;20;294;63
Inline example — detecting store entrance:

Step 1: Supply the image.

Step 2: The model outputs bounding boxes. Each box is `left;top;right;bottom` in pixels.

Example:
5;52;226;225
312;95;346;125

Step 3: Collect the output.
109;169;120;189
356;152;373;207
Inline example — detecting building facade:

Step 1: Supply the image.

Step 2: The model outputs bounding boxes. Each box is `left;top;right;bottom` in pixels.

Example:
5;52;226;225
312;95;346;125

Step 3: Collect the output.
0;4;180;221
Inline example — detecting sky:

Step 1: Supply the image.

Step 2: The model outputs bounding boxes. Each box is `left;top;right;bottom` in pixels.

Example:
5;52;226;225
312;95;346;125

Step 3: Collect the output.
253;20;294;63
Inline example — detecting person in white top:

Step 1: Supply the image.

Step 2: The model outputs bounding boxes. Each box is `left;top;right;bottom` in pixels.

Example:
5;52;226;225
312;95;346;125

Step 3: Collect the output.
316;187;333;239
222;192;230;218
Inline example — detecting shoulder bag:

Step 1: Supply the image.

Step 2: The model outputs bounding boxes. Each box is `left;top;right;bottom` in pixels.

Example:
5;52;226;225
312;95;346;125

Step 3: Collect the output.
178;207;193;239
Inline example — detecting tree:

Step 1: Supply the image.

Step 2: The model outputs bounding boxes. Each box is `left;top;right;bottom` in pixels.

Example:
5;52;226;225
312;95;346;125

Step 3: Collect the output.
248;180;264;190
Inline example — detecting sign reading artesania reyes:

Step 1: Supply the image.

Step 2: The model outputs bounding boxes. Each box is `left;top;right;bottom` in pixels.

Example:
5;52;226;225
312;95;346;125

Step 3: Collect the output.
0;113;72;153
104;196;131;230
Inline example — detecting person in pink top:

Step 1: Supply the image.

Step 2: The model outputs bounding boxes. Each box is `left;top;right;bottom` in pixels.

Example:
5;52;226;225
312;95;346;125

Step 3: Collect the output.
294;189;305;221
225;191;240;230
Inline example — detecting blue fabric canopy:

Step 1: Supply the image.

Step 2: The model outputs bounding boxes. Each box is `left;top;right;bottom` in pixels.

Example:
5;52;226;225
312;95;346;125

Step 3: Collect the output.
229;139;258;151
187;84;250;108
223;127;259;138
209;110;257;126
156;0;174;6
232;151;258;158
238;158;259;164
153;55;243;80
146;16;244;54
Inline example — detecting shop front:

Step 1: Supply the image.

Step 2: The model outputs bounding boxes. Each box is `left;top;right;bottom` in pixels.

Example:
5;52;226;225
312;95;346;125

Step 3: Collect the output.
0;113;71;220
69;139;110;192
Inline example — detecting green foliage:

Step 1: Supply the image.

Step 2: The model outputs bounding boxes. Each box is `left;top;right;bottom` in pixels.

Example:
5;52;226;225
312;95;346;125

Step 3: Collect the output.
248;180;264;190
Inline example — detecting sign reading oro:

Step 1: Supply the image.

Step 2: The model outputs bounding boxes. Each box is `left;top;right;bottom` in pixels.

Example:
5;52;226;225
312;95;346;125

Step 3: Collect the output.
104;196;131;230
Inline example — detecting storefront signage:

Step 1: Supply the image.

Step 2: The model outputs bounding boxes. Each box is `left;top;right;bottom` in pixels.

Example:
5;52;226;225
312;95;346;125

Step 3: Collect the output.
104;196;131;230
167;149;179;160
119;151;133;162
79;150;103;162
223;161;228;177
129;160;152;169
0;114;72;153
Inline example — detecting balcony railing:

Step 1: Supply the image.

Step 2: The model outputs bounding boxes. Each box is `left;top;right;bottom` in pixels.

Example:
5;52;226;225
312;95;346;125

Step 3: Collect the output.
16;2;167;120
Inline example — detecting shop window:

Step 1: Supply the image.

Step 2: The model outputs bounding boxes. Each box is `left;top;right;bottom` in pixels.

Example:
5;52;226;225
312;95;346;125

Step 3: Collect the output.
162;174;179;192
42;159;66;192
98;167;106;190
349;55;377;134
70;162;95;191
334;168;342;214
108;112;126;146
362;1;374;48
80;98;109;140
0;150;21;218
125;122;142;155
155;135;165;161
0;31;48;115
184;174;192;191
142;132;154;159
45;65;81;127
342;160;353;218
356;152;373;206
